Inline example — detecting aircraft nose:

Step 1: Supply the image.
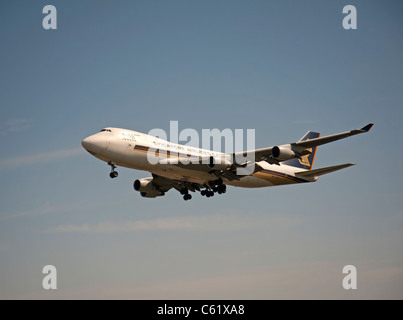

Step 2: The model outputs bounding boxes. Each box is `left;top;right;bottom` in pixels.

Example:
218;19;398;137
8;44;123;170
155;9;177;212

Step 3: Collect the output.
81;136;95;150
81;134;106;155
81;137;90;150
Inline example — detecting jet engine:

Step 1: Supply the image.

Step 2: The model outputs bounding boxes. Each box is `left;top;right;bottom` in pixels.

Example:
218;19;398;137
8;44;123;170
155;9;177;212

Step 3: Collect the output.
207;156;233;170
271;145;297;161
133;178;165;198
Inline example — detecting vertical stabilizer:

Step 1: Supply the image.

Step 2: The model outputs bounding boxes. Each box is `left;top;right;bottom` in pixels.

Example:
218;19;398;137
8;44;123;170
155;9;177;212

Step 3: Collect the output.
283;131;320;170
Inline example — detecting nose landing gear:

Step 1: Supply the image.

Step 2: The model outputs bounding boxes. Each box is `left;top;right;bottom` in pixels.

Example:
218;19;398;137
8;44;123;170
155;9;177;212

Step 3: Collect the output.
108;161;118;178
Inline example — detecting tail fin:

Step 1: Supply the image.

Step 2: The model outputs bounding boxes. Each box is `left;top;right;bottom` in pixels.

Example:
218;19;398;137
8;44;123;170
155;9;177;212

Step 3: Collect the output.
283;131;320;170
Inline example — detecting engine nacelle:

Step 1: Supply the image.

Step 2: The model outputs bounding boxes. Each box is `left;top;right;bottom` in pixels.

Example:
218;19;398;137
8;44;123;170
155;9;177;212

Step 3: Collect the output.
271;145;297;161
134;178;164;198
207;156;232;170
134;178;153;192
140;190;165;198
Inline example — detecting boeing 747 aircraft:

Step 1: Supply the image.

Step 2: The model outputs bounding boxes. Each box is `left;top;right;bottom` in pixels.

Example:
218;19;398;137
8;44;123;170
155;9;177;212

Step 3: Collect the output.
81;123;373;200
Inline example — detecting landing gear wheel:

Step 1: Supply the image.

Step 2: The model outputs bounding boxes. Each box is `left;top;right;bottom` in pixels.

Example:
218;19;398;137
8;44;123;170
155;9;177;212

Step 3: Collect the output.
109;171;118;178
183;194;192;201
201;190;206;196
108;162;118;179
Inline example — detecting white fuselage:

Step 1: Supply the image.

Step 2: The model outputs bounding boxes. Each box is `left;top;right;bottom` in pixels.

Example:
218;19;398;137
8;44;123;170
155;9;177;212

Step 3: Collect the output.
81;127;310;188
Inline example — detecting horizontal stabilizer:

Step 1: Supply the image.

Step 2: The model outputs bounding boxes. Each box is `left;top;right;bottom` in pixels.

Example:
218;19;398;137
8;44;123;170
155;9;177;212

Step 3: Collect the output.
295;163;355;178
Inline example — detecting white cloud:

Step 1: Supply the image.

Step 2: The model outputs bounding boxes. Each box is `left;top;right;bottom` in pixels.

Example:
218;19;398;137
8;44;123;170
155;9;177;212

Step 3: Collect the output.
0;147;84;170
0;201;69;220
0;118;34;134
47;214;299;233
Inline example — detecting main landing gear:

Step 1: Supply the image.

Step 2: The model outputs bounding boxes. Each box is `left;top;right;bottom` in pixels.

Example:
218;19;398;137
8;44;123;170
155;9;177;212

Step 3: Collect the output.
180;188;192;201
108;161;118;178
200;184;226;198
181;179;226;201
200;179;226;198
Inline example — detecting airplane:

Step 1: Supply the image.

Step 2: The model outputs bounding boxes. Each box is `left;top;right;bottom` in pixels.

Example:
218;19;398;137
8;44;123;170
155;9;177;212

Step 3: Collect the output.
81;123;373;200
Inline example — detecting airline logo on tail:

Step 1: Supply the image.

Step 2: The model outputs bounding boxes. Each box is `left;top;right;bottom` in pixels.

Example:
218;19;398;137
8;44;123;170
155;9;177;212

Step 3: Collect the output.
298;147;313;167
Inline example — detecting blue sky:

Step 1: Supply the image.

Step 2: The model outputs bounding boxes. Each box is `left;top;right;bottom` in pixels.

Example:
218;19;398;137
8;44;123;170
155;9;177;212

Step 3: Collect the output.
0;0;402;299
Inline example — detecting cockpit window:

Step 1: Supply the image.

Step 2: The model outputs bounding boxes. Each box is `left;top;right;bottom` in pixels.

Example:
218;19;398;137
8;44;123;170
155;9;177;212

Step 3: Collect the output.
100;129;112;132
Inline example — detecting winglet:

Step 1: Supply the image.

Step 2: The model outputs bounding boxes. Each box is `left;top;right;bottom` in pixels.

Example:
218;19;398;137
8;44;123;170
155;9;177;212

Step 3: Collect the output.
360;123;374;132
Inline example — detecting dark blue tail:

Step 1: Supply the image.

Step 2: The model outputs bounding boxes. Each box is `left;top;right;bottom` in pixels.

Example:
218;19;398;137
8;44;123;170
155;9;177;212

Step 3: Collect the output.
283;131;320;170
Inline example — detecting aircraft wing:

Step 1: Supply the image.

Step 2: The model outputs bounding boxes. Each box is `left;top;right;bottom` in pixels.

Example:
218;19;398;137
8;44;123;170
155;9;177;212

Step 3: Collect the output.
151;174;177;192
151;174;205;192
241;146;277;164
233;123;373;164
135;173;209;198
293;123;373;148
158;157;242;181
152;124;373;181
